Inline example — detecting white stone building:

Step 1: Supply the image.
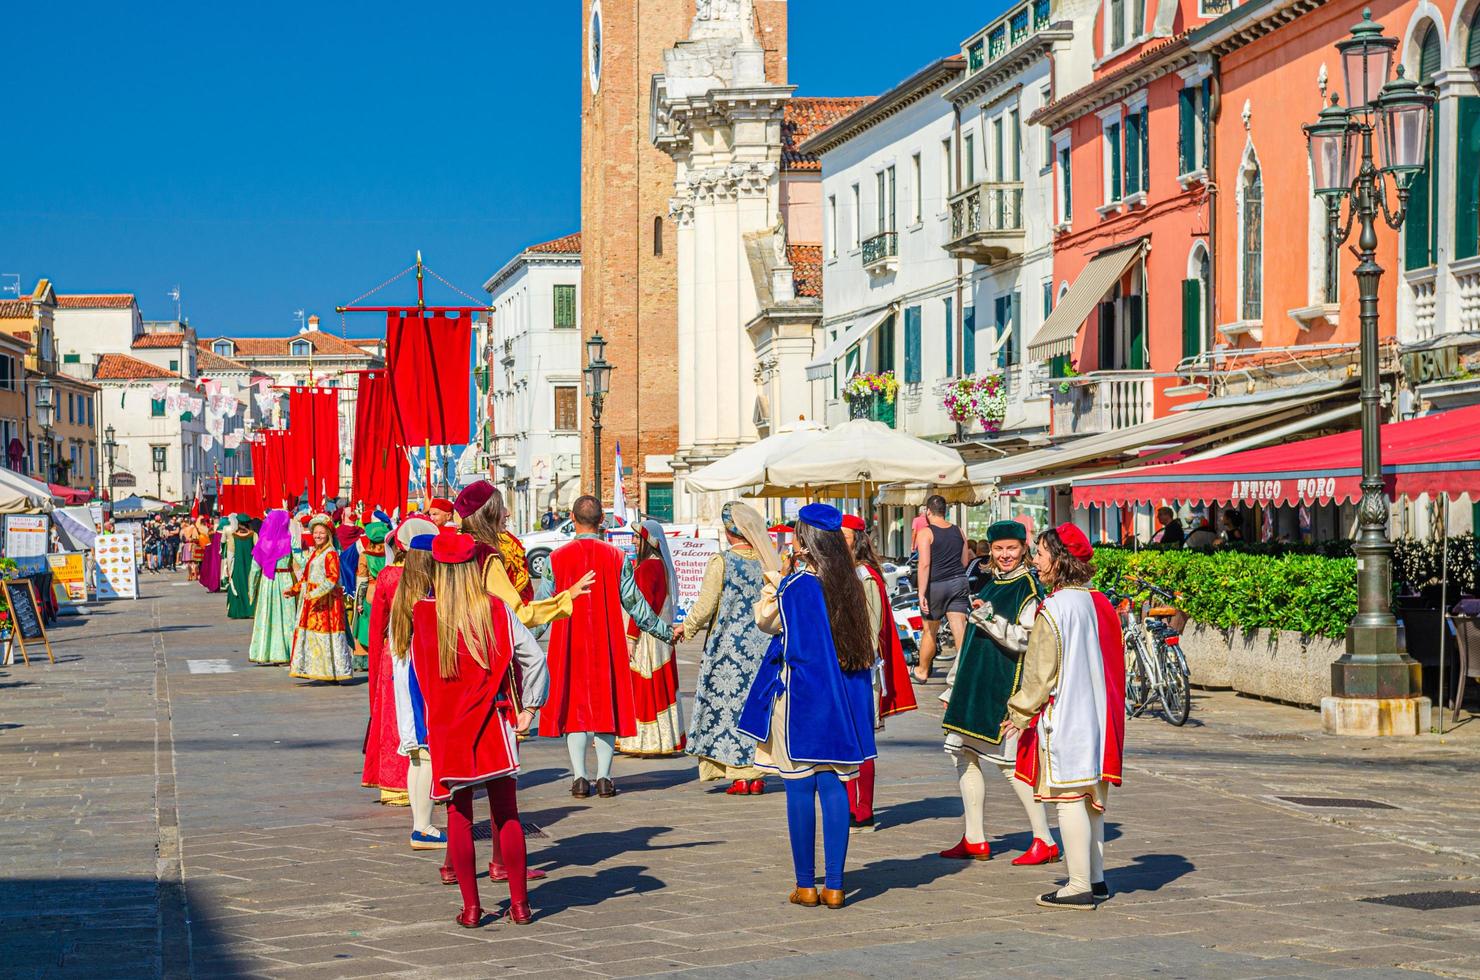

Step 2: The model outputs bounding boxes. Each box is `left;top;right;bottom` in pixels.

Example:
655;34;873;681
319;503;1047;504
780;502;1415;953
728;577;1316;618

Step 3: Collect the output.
90;353;208;502
481;232;584;532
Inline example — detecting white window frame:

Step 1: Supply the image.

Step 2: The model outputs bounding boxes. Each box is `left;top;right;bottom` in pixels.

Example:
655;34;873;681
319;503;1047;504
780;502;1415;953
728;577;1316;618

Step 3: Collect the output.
963;129;978;185
1123;90;1149;206
940;136;954;205
1102;0;1148;61
1176;64;1213;183
1097;105;1124;214
1040;86;1055;171
290;339;311;357
850;183;861;249
910;152;922;225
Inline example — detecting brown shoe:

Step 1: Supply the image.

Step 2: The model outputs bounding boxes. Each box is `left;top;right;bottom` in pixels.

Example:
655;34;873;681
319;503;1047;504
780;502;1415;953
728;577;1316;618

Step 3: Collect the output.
571;777;591;798
820;887;845;910
596;777;617;798
789;887;820;907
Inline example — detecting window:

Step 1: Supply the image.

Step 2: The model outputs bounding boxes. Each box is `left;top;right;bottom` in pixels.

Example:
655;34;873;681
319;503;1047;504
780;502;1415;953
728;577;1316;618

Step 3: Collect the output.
1041;87;1054;168
90;446;96;477
850;184;861;248
1057;141;1073;223
1110;0;1126;50
1124;106;1148;196
943;297;954;376
63;353;80;364
875;314;896;373
213;339;234;356
1241;163;1264;320
553;284;577;328
1178;79;1212;174
87;397;93;426
1456;96;1480;260
828;195;839;256
1323;219;1341;304
1405;27;1443;269
645;483;674;522
1105;119;1123;203
67;393;75;423
1043;280;1054;319
1184;247;1210;358
965;132;976;185
70;444;79;476
553;385;579;431
151;397;166;418
993;116;1004;180
1009;109;1022;182
0;354;13;390
875;167;896;234
963;305;976;374
941;137;953;199
169;359;179;373
653;215;663;256
911;153;922;223
994;293;1021;379
290;339;311;357
903;306;922;383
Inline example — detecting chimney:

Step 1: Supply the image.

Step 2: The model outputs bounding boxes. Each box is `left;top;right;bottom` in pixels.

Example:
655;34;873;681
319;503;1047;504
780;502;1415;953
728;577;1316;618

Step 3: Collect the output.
306;314;320;333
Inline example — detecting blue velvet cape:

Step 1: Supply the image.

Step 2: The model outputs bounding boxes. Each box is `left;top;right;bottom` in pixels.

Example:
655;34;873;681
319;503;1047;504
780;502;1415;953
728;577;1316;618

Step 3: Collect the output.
737;571;877;766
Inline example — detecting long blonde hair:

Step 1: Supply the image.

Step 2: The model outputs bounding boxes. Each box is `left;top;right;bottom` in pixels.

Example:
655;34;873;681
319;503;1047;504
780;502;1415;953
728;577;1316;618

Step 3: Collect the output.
432;560;496;679
389;550;435;661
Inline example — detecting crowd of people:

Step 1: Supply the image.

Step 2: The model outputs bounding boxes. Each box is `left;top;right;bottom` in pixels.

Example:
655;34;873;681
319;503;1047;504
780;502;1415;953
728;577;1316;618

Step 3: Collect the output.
207;484;1126;927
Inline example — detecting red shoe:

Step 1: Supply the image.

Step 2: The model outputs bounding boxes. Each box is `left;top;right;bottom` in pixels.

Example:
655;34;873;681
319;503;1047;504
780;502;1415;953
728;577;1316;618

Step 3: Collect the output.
439;866;458;885
489;862;548;882
748;779;766;795
1011;838;1061;866
725;779;750;795
938;836;991;860
456;906;484;928
508;900;533;925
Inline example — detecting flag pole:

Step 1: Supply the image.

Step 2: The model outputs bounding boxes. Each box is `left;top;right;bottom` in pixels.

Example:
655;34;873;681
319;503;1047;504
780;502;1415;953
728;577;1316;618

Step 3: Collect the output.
417;250;433;509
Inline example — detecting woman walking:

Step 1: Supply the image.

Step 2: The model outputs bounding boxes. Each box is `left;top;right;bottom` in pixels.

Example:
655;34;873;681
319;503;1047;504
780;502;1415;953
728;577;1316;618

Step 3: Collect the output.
352;522;390;672
288;514;354;683
739;503;877;910
223;514;259;620
411;528;547;927
618;520;684;756
1004;524;1125;909
677;502;780;795
248;510;299;666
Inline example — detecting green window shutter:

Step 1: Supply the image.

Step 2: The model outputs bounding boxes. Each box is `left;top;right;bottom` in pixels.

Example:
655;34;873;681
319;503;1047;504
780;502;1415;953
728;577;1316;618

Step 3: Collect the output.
943;297;954;376
1125;113;1141;195
63;352;80;364
1419;28;1441;84
1455;97;1480;260
1179;88;1194;173
150;398;165;417
1126;293;1146;370
1011;291;1022;367
876;314;896;373
1406;112;1434;269
1050;354;1070;378
1108;122;1122;201
1470;10;1480;67
1140;108;1149;189
1200;79;1211;168
903;306;922;384
963;306;976;375
1181;278;1202;359
553;285;576;328
993;296;1008;370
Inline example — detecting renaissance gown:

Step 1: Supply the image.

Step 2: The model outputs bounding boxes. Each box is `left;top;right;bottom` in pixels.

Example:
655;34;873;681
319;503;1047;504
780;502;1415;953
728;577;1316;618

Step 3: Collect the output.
288;544;353;682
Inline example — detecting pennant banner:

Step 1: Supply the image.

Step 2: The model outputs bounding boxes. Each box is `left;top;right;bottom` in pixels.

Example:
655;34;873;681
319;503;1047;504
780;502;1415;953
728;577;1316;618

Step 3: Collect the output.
351;369;409;514
218;480;260;519
386;311;471;446
284;386;340;505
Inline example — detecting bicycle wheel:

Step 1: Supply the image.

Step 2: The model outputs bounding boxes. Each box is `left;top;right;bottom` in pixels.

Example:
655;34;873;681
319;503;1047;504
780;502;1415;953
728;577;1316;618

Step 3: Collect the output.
1158;642;1191;726
1124;633;1151;717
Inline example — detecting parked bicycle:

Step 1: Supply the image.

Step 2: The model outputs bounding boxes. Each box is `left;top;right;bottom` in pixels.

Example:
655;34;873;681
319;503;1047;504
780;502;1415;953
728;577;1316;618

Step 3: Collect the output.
1105;576;1191;726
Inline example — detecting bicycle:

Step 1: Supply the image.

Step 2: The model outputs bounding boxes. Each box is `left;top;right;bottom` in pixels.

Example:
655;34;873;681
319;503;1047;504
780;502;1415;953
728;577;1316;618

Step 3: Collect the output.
1107;577;1191;726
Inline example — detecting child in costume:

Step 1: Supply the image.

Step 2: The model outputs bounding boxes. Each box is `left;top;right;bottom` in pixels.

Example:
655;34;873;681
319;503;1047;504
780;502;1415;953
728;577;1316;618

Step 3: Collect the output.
385;518;443;847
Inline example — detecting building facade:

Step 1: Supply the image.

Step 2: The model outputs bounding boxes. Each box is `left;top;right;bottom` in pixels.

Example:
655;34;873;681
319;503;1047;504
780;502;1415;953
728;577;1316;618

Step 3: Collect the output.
91;353;208;502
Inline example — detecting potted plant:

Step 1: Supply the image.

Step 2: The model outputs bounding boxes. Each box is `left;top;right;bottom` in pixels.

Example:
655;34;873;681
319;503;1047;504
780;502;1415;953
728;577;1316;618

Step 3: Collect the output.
943;374;1008;433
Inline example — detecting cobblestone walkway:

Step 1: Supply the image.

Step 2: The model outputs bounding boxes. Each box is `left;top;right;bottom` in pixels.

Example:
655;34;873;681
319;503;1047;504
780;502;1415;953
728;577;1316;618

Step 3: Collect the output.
4;577;1479;978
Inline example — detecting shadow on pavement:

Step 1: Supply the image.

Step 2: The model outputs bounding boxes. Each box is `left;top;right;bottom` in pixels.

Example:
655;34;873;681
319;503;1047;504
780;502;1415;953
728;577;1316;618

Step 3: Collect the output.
527;864;666;914
1108;852;1196;894
535;825;722;871
615;766;698;794
844;851;976;903
877;795;960;829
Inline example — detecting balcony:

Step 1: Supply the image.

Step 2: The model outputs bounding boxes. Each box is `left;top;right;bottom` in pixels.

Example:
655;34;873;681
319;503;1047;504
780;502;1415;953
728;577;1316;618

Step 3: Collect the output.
847;391;896;429
861;232;898;277
946;182;1025;264
1050;371;1154;438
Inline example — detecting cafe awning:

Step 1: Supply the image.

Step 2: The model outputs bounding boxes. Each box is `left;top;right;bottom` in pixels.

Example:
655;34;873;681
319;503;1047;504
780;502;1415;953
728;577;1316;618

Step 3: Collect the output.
1026;240;1147;360
806;306;896;381
1072;404;1480;508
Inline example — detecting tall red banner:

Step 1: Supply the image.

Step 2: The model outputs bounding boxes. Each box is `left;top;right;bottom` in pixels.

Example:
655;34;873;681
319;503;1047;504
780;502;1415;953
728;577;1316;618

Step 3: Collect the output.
218;481;261;518
351;369;409;513
284;387;340;505
386;310;471;445
251;430;291;511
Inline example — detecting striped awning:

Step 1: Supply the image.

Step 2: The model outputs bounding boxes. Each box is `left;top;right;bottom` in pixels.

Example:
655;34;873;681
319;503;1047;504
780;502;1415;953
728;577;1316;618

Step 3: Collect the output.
1026;240;1147;360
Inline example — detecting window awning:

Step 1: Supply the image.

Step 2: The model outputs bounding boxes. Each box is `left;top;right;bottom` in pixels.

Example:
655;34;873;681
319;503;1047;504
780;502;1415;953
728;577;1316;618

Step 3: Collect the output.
806;306;896;381
1026;240;1147;360
1072;404;1480;508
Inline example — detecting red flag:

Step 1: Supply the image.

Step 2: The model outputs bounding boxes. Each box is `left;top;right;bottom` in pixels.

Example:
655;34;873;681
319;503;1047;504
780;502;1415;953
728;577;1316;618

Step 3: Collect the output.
250;431;292;512
284;387;340;505
351;369;409;514
386;311;470;445
219;481;261;518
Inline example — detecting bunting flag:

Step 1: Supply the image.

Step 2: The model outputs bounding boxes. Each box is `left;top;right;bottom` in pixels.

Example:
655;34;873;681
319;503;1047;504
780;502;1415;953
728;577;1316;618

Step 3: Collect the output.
251;430;291;512
223;432;243;451
149;382;169;401
284;386;340;504
386;310;471;445
201;434;215;451
351;369;410;514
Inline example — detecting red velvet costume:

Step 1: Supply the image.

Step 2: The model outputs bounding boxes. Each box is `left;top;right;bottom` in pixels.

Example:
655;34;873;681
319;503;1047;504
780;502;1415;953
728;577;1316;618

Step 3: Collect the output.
540;537;637;738
621;557;685;756
361;564;407;794
848;564;919;823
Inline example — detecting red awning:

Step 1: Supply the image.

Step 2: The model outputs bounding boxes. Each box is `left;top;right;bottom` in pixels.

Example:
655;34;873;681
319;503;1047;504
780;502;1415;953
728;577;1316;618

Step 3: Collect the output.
1072;405;1480;508
49;483;93;504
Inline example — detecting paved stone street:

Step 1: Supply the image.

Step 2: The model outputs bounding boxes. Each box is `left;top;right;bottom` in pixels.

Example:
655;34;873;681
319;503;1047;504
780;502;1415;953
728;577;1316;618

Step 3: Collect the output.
5;576;1480;979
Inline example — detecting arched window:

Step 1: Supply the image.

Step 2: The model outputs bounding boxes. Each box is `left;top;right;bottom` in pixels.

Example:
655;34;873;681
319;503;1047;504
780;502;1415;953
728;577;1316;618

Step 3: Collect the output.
1241;164;1263;321
1184;243;1210;359
653;215;664;256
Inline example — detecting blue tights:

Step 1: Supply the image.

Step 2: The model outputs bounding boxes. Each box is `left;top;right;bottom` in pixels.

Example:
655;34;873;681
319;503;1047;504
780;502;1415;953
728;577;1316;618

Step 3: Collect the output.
783;771;850;891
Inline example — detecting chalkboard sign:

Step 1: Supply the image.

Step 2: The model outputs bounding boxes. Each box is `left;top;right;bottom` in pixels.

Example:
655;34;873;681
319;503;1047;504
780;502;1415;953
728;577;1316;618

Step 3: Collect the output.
2;579;54;665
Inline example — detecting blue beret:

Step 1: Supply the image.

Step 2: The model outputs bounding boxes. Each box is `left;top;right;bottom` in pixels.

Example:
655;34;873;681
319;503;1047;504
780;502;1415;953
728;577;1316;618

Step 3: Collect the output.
797;502;843;532
409;533;436;551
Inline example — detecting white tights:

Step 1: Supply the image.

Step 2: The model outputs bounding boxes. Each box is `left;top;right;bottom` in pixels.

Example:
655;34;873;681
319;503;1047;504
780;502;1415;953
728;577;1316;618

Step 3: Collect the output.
1055;797;1105;897
954;754;1053;845
566;732;616;781
407;749;435;834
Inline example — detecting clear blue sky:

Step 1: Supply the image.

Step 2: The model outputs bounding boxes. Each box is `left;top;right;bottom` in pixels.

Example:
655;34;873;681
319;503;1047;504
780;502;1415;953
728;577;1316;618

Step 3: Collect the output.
1;1;995;335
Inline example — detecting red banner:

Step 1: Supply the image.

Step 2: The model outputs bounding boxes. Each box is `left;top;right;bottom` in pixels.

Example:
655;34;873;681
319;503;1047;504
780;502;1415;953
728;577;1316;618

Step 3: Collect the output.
218;480;261;518
351;369;409;514
284;387;340;505
251;430;291;512
386;311;470;445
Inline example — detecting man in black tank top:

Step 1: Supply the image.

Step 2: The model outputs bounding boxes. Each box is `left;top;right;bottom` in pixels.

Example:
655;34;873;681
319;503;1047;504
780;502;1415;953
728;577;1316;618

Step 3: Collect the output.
914;494;972;683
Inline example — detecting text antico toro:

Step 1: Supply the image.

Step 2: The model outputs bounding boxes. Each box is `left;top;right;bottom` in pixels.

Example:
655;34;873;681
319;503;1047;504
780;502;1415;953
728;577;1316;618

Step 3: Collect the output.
1226;477;1337;501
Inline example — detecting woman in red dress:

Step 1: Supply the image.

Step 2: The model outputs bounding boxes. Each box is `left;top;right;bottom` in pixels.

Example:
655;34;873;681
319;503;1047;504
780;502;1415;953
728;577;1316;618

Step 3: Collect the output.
411;529;547;927
617;520;685;757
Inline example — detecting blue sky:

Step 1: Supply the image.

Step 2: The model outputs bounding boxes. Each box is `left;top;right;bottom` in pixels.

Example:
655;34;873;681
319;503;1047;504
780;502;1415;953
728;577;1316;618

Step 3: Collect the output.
1;2;994;335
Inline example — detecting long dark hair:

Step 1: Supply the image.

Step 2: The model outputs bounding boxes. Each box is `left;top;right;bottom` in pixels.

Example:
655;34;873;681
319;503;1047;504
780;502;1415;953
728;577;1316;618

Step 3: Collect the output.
795;521;874;672
1038;528;1094;588
459;490;508;546
848;527;884;579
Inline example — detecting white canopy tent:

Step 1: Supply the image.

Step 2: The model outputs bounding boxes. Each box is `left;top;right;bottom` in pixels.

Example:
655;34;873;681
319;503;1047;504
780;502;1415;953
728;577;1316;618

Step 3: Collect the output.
685;419;828;493
0;468;59;514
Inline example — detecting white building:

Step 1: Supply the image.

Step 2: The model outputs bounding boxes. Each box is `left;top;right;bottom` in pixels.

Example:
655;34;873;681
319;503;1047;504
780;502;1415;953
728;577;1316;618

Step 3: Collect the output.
91;353;208;502
481;232;584;532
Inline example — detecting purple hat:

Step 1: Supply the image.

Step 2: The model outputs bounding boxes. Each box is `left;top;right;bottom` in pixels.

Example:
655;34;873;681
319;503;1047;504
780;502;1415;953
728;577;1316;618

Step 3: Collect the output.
454;480;495;519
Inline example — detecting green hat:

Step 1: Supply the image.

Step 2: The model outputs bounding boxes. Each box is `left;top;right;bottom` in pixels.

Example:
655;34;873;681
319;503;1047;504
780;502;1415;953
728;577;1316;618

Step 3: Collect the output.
987;519;1027;543
235;513;251;523
364;521;389;544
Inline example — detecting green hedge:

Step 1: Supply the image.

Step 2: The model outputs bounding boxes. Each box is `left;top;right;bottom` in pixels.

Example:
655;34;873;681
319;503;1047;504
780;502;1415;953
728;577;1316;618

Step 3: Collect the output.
1092;548;1357;639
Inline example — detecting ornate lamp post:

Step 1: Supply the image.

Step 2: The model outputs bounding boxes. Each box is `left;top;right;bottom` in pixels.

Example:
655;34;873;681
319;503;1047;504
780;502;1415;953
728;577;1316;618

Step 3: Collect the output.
103;425;117;502
1303;9;1434;728
583;331;613;504
152;445;168;502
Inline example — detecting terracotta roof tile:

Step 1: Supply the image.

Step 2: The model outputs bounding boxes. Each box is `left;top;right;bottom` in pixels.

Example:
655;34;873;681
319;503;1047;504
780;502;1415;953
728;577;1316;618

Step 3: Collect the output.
526;231;581;254
197;333;372;358
783;97;875;171
56;294;136;309
94;353;180;380
788;244;822;298
131;331;186;349
0;299;32;318
195;348;253;373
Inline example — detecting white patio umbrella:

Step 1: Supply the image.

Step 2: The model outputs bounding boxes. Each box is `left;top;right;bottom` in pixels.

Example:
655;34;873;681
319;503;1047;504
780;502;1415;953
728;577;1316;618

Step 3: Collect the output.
761;419;967;498
0;467;59;514
685;418;827;493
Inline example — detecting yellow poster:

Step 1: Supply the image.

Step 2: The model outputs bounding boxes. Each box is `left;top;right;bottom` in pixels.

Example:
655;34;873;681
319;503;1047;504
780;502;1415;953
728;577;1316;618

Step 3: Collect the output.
46;552;87;603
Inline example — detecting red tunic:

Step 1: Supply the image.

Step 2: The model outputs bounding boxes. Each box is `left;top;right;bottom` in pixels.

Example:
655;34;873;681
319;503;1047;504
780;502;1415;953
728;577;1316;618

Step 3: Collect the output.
410;596;519;800
864;564;917;718
361;564;407;792
540;537;636;738
626;559;667;639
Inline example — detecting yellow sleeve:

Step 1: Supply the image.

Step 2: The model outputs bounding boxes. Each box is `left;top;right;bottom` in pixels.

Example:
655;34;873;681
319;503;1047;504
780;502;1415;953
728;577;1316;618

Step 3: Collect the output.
485;556;574;627
1007;608;1061;730
682;553;726;632
754;571;784;635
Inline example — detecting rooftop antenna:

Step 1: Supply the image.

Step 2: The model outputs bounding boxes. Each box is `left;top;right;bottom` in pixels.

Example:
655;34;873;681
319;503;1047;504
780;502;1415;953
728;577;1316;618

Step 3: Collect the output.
167;285;182;321
293;309;306;333
1;274;19;298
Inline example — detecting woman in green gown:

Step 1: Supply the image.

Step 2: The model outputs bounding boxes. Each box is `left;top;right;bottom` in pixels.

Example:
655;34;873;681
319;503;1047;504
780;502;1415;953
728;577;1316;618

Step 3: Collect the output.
351;521;389;671
224;514;260;620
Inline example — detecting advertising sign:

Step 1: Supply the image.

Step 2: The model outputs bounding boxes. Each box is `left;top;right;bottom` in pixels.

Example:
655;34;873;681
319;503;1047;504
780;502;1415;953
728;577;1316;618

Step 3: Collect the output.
93;532;139;600
3;514;50;576
670;537;720;624
46;552;88;603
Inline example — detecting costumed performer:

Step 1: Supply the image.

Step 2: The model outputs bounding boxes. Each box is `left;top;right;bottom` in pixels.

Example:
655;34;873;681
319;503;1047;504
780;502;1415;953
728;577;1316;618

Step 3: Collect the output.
198;517;225;593
287;514;354;683
411;528;547;927
223;515;260;619
385;518;444;848
359;518;406;805
738;503;877;910
352;521;389;672
429;497;455;528
248;510;298;665
1004;524;1125;910
840;514;917;830
939;519;1054;863
541;494;674;799
616;520;684;756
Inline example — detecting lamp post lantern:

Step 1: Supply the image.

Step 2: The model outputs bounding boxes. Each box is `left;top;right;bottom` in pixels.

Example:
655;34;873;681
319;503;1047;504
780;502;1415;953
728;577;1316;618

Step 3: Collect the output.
103;425;117;503
1303;8;1433;727
583;330;613;504
152;445;168;502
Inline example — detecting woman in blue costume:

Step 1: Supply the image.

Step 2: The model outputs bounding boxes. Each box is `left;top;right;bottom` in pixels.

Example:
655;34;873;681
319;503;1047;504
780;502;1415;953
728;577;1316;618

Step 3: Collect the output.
739;503;877;910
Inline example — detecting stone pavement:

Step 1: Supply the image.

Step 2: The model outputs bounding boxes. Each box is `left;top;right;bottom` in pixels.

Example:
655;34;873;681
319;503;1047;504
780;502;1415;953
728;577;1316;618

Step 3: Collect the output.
4;575;1480;979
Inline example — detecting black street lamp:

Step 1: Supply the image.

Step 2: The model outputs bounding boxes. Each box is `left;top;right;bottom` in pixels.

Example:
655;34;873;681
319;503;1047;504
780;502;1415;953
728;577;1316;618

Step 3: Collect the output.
583;330;613;504
1303;8;1434;704
152;445;168;501
103;425;117;503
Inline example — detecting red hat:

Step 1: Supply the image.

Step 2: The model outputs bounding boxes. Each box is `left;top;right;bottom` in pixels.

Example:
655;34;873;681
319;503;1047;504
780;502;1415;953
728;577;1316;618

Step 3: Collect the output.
432;528;477;564
1055;522;1093;561
453;480;494;519
840;514;866;532
430;497;455;515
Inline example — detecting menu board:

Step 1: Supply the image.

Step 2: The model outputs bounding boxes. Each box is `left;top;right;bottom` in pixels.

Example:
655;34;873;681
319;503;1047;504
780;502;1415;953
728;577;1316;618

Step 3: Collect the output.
46;552;88;603
670;538;720;624
3;514;50;575
93;532;138;600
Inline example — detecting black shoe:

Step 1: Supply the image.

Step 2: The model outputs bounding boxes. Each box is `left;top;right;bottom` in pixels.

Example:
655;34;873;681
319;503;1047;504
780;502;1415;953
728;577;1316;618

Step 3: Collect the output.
571;777;591;799
849;816;874;833
596;777;617;798
1035;890;1097;911
1091;881;1111;900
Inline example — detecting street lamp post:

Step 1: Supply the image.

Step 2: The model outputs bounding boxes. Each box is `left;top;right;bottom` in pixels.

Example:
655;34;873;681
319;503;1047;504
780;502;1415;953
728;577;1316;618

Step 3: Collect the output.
1304;9;1433;726
583;331;613;504
152;445;168;502
103;425;117;502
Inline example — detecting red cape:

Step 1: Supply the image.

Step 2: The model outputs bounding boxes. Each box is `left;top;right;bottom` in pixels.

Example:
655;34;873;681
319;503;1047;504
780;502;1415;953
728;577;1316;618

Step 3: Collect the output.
540;538;636;738
362;564;406;792
863;564;916;717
